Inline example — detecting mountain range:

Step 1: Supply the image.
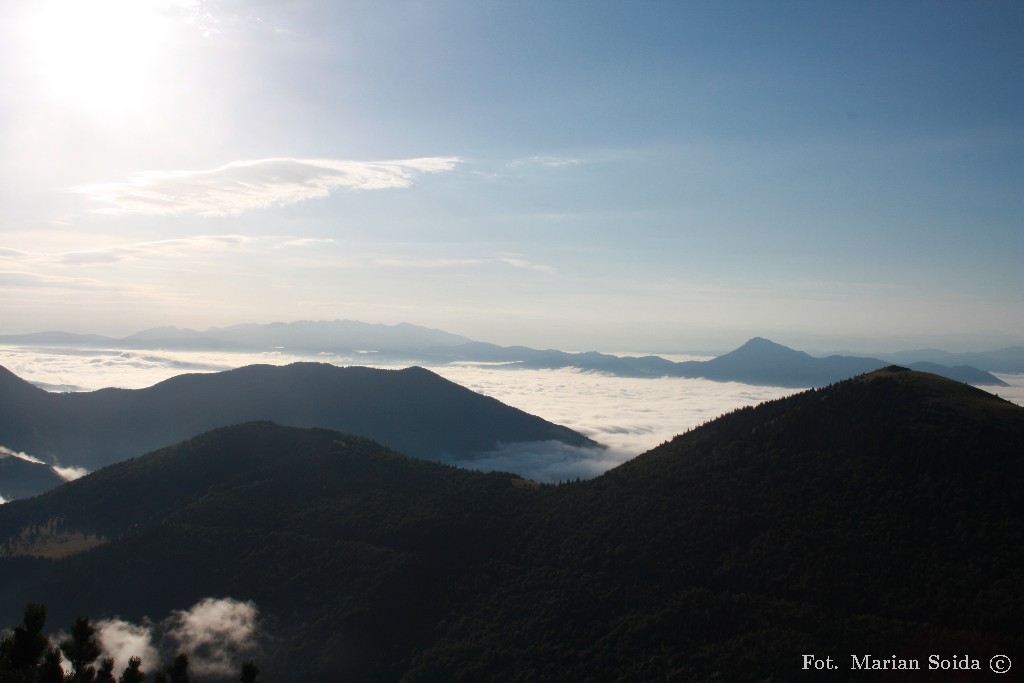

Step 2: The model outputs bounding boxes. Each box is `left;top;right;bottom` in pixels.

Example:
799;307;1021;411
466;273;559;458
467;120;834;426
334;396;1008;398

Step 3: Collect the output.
0;366;1020;681
0;362;595;500
496;336;1009;386
1;320;1017;383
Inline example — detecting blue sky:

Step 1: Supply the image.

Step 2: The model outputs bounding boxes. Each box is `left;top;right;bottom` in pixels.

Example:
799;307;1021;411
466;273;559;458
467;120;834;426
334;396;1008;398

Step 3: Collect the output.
0;0;1021;352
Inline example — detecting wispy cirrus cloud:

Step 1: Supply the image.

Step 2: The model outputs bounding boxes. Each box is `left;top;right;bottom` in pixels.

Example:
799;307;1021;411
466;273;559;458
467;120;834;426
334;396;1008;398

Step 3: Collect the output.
274;237;337;249
372;257;484;269
74;157;461;216
500;257;555;274
508;155;581;169
0;235;250;268
56;234;250;265
0;271;130;292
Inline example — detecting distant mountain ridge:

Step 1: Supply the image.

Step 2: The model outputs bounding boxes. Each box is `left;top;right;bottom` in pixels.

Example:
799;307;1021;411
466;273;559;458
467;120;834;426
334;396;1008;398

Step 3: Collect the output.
0;362;596;493
476;336;1008;386
864;346;1024;374
0;319;471;352
0;367;1020;680
0;321;1013;385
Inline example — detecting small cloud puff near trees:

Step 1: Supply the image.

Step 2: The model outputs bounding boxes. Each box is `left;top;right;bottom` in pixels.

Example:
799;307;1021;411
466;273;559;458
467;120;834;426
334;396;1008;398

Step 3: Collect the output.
0;602;263;683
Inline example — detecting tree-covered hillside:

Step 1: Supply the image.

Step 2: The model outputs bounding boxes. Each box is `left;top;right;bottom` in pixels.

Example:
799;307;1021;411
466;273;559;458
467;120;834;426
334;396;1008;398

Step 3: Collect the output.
0;362;596;478
0;368;1020;681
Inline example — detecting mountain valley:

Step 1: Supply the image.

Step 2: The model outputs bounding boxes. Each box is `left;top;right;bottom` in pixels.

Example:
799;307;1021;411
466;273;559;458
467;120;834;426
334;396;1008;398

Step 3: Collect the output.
0;367;1020;681
0;362;595;500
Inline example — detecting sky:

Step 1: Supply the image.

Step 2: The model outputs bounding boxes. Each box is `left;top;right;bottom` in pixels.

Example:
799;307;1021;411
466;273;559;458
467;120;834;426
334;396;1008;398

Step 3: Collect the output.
1;0;1022;353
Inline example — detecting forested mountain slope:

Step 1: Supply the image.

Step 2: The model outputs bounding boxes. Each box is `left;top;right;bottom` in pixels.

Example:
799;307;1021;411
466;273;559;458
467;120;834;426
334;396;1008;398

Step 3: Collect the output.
0;368;1019;681
415;366;1022;679
0;362;595;475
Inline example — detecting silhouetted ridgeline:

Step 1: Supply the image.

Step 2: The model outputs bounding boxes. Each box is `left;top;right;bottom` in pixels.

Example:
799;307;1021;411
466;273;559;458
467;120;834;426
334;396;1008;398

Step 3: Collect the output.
0;362;595;477
1;321;1014;382
505;337;1009;386
0;368;1020;681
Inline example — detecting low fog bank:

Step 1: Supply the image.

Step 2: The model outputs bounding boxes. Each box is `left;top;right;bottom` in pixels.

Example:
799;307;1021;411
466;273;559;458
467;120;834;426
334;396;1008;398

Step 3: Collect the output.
993;373;1024;407
435;364;798;457
0;344;326;392
0;345;800;460
4;345;1022;483
469;441;633;483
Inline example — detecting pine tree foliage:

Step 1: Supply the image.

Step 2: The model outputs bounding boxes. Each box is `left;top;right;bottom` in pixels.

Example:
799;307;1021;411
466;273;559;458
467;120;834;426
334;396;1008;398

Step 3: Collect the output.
35;649;62;683
61;616;101;683
0;369;1020;680
165;653;189;683
117;657;144;683
95;659;116;683
0;608;262;683
239;661;260;683
0;604;48;672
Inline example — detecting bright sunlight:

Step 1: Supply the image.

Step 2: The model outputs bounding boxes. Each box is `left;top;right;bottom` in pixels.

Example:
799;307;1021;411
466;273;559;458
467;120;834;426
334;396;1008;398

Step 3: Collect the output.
22;0;177;116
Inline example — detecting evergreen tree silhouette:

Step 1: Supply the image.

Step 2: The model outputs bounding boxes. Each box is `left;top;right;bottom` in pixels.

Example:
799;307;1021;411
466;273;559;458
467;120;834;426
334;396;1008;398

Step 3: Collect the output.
239;660;261;683
166;654;190;683
96;658;116;683
118;657;146;683
37;647;64;683
61;616;102;683
0;604;49;671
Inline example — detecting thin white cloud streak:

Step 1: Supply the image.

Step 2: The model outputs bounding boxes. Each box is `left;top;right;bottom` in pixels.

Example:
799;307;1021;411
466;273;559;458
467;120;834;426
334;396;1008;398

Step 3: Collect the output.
275;237;337;248
372;257;484;269
0;271;131;292
55;235;250;265
1;234;252;297
370;255;552;273
0;445;47;465
74;157;461;216
52;465;90;481
507;156;582;169
500;257;555;273
0;444;89;483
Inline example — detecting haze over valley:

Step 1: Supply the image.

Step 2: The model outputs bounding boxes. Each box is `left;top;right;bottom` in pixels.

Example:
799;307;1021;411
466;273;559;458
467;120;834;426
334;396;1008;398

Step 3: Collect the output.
1;0;1021;679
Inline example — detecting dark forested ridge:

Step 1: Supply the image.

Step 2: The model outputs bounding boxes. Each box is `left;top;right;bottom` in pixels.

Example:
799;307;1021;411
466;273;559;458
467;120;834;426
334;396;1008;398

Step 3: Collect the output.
0;362;596;477
0;367;1020;681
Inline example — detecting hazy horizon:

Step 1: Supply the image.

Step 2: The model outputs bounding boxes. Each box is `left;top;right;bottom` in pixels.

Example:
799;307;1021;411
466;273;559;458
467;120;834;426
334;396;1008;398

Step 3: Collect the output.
1;1;1021;353
2;317;1023;358
3;342;1023;484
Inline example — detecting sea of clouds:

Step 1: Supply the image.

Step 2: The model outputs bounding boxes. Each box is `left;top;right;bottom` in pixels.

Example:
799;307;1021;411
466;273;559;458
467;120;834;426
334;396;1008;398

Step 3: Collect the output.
2;344;1022;482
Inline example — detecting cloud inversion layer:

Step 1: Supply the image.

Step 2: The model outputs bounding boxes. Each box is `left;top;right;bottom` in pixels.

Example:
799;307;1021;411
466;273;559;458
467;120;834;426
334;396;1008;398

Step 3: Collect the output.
76;157;461;216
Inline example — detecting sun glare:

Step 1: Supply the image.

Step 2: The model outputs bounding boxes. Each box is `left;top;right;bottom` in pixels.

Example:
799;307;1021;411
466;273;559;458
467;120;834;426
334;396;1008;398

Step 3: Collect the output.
23;0;174;116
